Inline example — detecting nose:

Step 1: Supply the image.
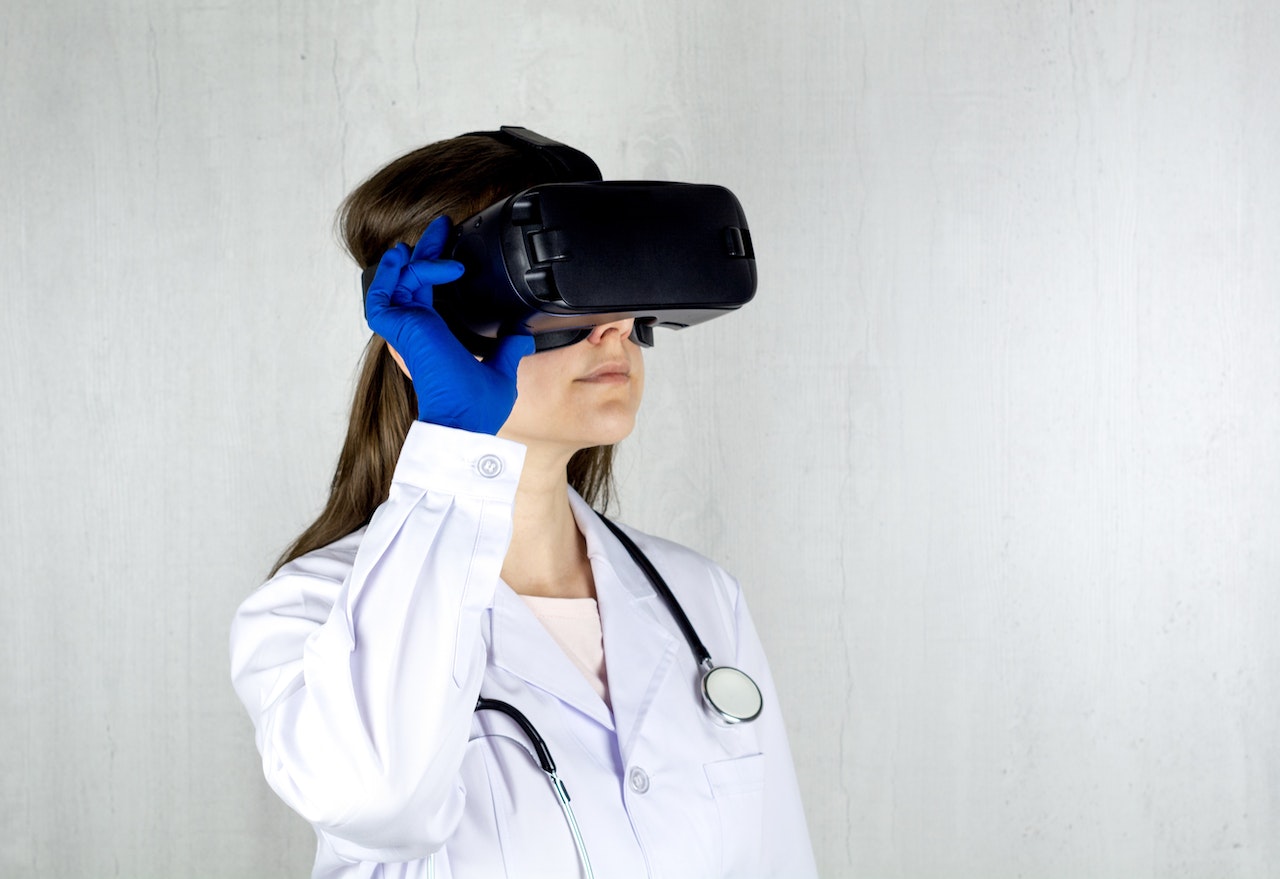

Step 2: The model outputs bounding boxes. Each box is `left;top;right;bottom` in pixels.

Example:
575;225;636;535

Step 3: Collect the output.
586;317;635;345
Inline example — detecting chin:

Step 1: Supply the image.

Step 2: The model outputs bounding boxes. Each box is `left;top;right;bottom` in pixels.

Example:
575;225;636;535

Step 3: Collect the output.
500;411;638;452
577;412;638;448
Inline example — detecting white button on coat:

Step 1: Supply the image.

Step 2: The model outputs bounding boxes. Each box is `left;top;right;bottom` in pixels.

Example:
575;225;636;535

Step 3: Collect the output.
627;766;650;795
230;421;816;879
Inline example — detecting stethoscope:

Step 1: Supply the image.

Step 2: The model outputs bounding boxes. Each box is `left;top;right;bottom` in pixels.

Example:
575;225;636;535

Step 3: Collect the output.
464;512;764;879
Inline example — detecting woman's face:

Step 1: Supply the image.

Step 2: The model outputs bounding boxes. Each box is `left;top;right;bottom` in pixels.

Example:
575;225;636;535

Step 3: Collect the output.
498;318;645;454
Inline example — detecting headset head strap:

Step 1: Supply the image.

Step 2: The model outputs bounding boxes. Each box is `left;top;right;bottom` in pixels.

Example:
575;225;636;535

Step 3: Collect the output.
466;125;602;183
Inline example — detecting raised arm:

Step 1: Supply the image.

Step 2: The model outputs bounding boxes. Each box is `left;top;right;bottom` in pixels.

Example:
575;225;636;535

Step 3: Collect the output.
230;423;524;862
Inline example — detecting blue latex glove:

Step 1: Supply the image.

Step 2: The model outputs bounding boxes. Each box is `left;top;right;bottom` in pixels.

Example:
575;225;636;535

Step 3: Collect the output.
364;217;535;434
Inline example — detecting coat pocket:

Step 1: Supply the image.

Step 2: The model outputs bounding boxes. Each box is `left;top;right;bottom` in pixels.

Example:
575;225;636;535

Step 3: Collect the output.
703;753;766;877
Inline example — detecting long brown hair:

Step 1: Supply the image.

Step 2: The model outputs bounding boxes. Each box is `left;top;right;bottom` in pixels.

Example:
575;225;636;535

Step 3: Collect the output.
271;135;616;576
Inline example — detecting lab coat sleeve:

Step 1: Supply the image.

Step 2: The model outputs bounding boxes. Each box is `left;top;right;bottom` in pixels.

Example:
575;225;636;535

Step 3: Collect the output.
229;421;526;862
723;568;821;877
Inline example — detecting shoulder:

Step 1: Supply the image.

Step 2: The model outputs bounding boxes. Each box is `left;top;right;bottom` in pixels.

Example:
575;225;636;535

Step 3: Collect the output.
606;518;746;629
236;528;368;626
272;527;367;587
614;523;734;583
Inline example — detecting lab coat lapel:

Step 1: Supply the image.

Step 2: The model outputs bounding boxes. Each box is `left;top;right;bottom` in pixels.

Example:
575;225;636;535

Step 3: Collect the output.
488;582;615;730
570;492;680;761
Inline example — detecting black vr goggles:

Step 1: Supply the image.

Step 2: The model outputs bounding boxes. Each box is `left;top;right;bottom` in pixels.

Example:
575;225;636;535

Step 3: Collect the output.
361;126;757;354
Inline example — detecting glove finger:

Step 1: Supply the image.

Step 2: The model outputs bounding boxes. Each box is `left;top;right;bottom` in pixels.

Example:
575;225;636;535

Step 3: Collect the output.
485;333;536;381
364;244;411;320
400;259;465;307
411;215;453;262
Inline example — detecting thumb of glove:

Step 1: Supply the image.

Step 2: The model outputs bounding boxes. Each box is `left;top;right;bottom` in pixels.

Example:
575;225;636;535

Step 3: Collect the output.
485;334;536;382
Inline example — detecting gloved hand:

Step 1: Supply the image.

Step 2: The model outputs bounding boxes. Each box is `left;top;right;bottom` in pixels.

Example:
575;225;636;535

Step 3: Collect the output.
364;216;535;434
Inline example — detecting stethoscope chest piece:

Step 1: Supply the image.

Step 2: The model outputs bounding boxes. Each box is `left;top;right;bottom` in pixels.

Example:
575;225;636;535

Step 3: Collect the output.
701;663;763;724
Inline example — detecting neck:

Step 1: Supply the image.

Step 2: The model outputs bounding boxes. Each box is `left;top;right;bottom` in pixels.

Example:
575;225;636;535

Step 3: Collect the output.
501;443;595;599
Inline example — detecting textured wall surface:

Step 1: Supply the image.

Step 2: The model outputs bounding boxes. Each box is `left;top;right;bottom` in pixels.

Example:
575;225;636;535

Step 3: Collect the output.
4;1;1279;876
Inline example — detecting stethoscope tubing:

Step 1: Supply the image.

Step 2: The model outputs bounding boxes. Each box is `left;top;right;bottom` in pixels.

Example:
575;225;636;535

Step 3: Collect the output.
593;513;716;667
474;697;596;878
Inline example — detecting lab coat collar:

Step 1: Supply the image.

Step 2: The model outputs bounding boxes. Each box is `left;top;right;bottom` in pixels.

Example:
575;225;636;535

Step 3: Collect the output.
489;583;616;730
486;490;679;754
570;489;680;759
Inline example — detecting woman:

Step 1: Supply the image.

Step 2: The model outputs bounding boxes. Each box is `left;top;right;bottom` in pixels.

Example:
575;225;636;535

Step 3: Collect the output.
230;130;816;878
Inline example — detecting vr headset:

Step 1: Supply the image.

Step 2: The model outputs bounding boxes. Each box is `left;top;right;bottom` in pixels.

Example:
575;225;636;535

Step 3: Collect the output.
361;126;756;354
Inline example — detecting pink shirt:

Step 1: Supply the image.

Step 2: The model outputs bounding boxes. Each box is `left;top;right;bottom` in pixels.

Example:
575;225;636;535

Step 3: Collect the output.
519;595;611;708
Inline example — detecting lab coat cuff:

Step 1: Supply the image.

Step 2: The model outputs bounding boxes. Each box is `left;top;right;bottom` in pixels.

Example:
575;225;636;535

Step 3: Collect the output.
392;421;527;500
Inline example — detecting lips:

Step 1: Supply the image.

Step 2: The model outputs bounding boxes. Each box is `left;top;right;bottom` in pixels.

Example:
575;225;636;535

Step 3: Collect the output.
577;361;632;382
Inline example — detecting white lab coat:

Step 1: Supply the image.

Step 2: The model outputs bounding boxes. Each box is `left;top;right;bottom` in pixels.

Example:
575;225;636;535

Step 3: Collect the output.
230;422;816;878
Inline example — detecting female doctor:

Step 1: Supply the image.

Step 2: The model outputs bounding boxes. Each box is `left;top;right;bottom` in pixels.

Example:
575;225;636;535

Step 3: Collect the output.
229;131;817;878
